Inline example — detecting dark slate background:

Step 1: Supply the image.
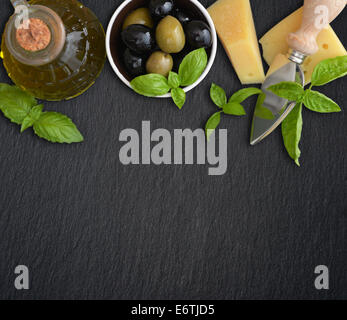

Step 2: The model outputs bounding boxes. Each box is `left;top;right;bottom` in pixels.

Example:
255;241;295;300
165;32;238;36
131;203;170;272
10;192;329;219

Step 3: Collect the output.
0;0;346;300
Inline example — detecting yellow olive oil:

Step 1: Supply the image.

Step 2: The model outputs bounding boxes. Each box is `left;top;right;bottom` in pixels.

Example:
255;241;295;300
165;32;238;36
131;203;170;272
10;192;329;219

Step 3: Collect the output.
1;0;106;101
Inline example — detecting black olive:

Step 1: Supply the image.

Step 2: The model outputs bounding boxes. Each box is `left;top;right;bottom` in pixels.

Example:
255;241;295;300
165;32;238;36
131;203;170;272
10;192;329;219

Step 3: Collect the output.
173;8;191;24
172;45;191;72
149;0;173;19
121;24;156;54
185;20;212;49
123;48;146;77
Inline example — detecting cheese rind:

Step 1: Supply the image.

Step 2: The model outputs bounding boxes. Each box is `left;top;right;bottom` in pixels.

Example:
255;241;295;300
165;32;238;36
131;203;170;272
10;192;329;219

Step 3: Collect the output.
260;7;347;84
208;0;265;84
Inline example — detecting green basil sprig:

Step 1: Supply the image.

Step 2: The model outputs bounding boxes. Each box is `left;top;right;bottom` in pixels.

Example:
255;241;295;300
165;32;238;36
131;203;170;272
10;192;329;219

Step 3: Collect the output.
130;48;208;109
0;84;83;144
268;55;347;166
205;83;262;140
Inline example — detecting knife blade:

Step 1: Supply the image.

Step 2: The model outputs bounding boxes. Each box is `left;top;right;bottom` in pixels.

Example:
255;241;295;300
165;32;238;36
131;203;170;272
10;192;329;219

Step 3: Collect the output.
250;57;304;145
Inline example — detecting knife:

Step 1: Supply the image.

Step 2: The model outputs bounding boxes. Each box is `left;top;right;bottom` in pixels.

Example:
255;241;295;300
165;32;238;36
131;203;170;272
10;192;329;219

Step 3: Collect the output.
250;0;346;145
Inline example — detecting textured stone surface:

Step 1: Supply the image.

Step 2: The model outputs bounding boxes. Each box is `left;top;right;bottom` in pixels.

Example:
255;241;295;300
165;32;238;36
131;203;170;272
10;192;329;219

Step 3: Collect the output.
0;0;346;299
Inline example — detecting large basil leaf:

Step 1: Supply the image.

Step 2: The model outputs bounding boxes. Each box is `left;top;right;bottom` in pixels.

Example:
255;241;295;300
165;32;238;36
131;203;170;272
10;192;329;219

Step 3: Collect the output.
303;90;341;113
179;48;208;87
311;55;347;86
281;102;303;166
33;112;84;144
130;74;170;97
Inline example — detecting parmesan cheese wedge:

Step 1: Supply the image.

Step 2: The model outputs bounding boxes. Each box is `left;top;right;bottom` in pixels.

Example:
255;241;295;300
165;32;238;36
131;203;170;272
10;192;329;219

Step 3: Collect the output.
260;7;347;84
208;0;265;84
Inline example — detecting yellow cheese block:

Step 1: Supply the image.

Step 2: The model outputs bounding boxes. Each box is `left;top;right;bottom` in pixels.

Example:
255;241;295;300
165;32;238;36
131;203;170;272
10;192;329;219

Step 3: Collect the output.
208;0;265;84
260;7;347;84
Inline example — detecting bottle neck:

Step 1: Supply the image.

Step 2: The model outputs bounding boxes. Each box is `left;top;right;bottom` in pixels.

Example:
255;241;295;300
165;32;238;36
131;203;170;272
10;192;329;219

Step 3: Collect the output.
5;4;66;66
11;0;29;8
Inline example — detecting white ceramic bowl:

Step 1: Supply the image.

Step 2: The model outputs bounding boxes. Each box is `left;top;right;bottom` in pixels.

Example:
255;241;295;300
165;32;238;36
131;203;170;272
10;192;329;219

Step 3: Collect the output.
106;0;217;98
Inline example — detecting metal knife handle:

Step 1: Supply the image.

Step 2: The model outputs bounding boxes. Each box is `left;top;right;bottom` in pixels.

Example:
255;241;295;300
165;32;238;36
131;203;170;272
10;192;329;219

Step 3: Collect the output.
287;0;346;56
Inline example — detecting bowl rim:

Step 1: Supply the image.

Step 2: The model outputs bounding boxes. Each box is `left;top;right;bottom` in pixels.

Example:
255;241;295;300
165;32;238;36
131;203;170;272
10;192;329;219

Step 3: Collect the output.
106;0;217;98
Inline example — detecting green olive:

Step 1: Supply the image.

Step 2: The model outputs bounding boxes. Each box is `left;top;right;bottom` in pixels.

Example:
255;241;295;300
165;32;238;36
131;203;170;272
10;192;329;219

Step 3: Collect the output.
122;8;154;30
155;15;186;53
146;51;173;77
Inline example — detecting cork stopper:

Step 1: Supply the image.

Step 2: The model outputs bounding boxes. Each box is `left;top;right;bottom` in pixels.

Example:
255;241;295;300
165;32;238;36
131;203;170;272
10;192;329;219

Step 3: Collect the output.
16;18;51;52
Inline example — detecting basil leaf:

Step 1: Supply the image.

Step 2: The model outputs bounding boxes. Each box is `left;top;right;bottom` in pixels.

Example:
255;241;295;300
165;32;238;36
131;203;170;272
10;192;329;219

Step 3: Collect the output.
311;55;347;86
268;81;304;101
168;71;180;89
21;104;44;132
303;90;341;113
205;111;221;141
171;88;186;109
179;48;208;87
33;112;84;144
223;101;246;116
281;102;303;166
229;87;262;103
210;83;227;108
130;74;170;97
0;84;37;124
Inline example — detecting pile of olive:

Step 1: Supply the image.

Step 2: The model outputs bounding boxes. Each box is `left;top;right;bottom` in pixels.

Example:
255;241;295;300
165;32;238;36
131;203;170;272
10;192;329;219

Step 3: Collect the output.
121;0;212;78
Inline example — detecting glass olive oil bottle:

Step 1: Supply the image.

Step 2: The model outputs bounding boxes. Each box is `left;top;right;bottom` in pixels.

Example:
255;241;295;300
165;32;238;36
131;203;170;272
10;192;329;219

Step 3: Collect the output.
1;0;106;101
